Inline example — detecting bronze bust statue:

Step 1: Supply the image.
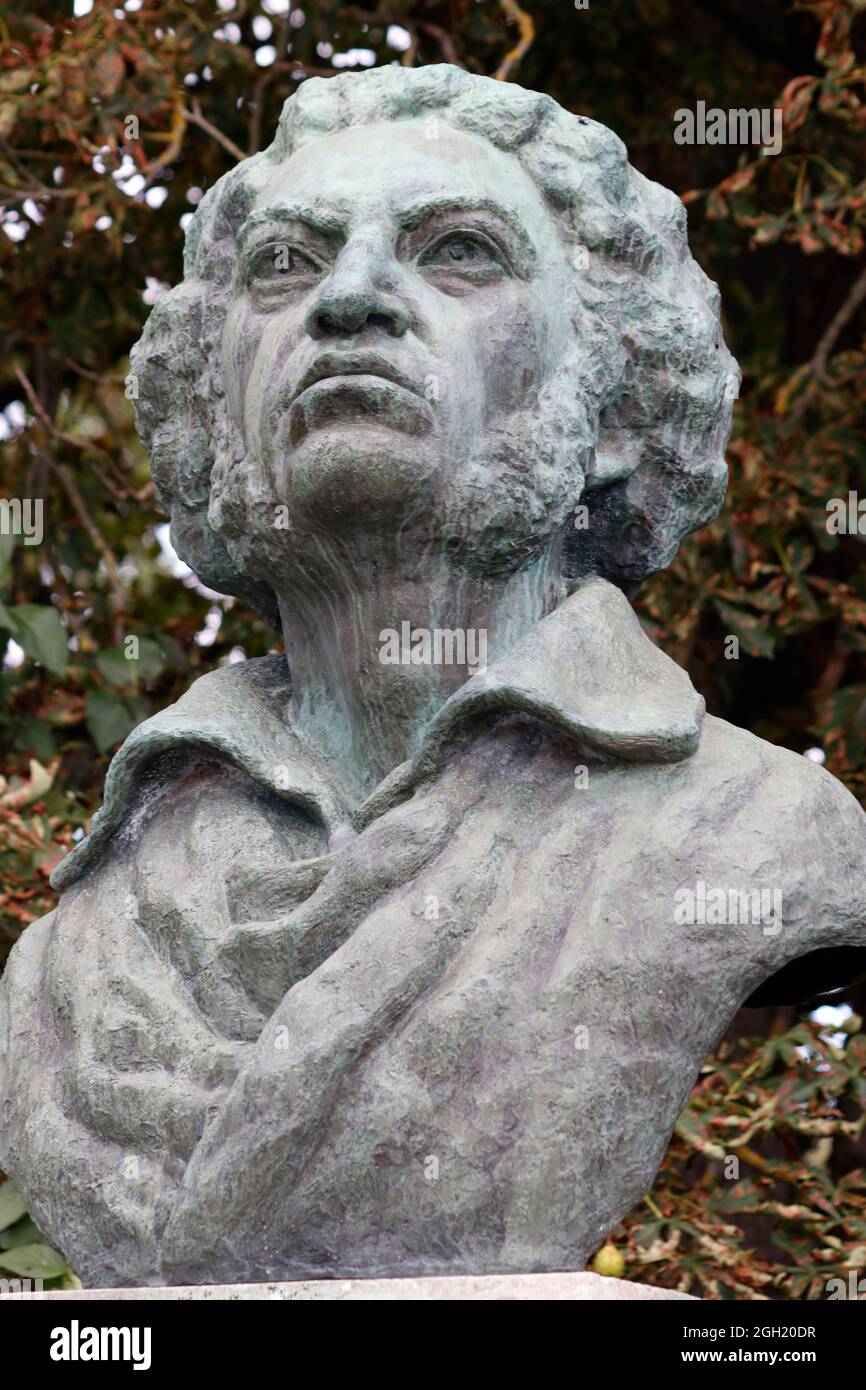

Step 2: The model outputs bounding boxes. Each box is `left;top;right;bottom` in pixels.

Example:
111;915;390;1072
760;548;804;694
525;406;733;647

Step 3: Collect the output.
1;64;864;1288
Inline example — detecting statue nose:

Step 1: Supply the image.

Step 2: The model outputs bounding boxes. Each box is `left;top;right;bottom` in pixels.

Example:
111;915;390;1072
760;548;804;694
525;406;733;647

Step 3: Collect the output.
311;302;408;338
305;259;410;340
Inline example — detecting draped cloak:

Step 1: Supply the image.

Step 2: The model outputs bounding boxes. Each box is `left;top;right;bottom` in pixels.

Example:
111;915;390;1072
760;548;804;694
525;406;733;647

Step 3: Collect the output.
1;577;865;1286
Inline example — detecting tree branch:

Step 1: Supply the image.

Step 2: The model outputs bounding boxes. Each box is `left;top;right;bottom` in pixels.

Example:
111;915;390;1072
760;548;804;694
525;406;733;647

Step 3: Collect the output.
494;0;536;82
14;367;126;639
809;259;866;380
182;100;245;164
791;258;866;417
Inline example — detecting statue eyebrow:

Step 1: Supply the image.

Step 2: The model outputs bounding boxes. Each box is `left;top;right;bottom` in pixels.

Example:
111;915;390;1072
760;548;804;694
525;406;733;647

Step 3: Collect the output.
238;204;347;246
236;196;537;271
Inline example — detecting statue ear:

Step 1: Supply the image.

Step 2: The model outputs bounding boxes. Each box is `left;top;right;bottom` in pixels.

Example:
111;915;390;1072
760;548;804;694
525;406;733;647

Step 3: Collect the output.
583;426;642;491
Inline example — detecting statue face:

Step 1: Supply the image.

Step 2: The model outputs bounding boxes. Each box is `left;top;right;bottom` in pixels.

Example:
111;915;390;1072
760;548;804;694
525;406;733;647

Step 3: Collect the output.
221;119;579;544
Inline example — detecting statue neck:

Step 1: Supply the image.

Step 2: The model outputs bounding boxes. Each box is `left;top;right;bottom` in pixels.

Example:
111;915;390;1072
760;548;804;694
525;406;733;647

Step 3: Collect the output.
276;543;564;803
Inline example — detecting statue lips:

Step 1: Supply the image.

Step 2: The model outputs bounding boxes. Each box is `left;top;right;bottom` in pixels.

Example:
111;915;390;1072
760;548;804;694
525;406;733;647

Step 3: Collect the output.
288;351;436;446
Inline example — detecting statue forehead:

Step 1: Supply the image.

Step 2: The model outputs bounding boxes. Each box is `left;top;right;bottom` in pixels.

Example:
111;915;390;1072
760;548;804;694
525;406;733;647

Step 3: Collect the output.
251;119;557;241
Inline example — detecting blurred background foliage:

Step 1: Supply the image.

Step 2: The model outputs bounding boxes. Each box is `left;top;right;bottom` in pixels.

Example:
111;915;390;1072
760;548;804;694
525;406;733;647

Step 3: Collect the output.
0;0;865;1296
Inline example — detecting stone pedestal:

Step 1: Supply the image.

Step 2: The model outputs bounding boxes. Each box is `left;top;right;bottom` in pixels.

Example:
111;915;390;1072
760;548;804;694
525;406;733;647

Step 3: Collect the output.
4;1272;693;1301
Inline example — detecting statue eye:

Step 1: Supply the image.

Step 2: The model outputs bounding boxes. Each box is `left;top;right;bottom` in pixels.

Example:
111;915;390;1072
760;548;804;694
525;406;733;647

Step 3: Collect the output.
418;231;505;279
248;242;319;289
438;237;486;263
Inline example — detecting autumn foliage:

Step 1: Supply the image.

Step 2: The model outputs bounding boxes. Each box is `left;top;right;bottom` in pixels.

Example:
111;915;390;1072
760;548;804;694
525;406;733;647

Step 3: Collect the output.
0;0;864;1295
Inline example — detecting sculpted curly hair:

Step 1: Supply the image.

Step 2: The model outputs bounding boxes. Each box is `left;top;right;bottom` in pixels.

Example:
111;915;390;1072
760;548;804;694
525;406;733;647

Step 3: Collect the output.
130;63;738;627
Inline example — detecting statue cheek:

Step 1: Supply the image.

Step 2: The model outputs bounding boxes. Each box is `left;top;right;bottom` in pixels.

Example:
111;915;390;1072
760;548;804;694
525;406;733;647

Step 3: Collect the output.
222;303;262;430
225;303;296;455
480;302;552;414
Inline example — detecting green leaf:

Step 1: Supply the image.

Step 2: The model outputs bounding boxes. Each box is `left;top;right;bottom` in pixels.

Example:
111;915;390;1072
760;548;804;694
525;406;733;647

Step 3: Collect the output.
0;1242;69;1279
0;532;16;591
0;602;68;676
136;636;166;681
12;715;57;762
0;1182;27;1233
713;600;776;659
85;690;138;753
0;1216;41;1250
96;635;165;688
95;644;135;688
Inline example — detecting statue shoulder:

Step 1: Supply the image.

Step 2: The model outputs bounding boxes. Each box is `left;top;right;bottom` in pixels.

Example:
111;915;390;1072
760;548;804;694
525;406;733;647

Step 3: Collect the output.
50;654;304;894
699;712;866;937
699;713;864;819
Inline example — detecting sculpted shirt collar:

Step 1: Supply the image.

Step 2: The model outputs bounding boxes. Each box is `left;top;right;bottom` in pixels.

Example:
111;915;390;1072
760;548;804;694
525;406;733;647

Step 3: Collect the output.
51;576;704;892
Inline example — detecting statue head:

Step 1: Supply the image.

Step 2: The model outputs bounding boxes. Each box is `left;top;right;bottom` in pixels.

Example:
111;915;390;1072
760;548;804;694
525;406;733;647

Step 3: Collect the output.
131;64;738;627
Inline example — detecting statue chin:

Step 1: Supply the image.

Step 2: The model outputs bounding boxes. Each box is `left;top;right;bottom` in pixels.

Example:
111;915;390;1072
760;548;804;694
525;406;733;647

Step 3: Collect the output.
281;430;447;533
